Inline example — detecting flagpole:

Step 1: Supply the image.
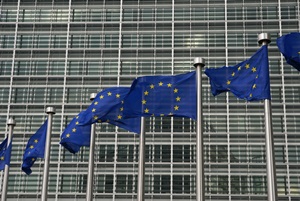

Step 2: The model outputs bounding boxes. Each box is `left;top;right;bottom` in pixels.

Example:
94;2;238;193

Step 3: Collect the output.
41;107;56;201
1;118;15;201
194;58;205;201
258;33;278;201
86;93;97;201
137;116;145;201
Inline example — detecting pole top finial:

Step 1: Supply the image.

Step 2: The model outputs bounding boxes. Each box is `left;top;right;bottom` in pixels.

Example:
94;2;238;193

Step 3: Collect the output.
90;93;97;101
7;118;16;126
258;33;271;45
46;107;56;114
193;57;205;68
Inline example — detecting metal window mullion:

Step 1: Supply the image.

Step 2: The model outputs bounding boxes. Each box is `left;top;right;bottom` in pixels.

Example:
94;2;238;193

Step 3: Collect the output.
277;0;291;199
55;0;73;200
6;0;20;123
224;0;232;199
171;0;174;75
117;0;123;86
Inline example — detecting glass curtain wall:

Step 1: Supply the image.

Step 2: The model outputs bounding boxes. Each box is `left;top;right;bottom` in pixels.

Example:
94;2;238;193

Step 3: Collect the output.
0;0;299;201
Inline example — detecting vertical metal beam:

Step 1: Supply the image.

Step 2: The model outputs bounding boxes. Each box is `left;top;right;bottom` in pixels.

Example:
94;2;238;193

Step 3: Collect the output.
41;107;56;201
137;117;146;201
258;33;278;201
194;58;206;201
1;118;16;201
86;93;97;201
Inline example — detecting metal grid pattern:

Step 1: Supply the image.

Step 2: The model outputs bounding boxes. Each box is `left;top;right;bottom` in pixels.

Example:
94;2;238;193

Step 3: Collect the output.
0;0;299;200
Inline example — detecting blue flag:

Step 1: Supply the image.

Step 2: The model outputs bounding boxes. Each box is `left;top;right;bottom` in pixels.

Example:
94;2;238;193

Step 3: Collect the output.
122;71;196;119
277;32;300;71
0;137;12;170
60;111;91;154
22;120;47;175
204;45;270;101
79;87;141;134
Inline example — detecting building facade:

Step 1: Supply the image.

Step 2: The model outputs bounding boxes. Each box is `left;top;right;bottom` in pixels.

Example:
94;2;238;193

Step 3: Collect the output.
0;0;299;200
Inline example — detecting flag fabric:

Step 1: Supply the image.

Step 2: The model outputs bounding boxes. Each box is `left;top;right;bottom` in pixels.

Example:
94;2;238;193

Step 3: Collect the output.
79;87;132;126
60;111;91;154
96;103;141;134
122;71;196;119
79;87;141;134
22;120;47;175
0;137;12;170
277;32;300;71
204;45;270;101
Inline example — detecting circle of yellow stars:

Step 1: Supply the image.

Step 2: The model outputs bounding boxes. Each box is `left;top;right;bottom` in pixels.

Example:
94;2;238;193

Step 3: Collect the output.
142;81;181;116
226;63;258;99
90;91;121;121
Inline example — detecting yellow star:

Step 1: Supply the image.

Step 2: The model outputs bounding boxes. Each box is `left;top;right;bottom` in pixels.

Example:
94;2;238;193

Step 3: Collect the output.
72;128;76;132
167;83;172;87
245;64;250;69
66;133;70;138
116;94;120;98
227;80;231;85
158;82;163;86
253;84;256;89
144;91;149;96
107;92;112;96
93;116;98;120
34;139;38;143
252;67;257;72
150;84;155;89
0;156;4;160
92;108;96;112
76;116;79;119
120;107;124;111
100;95;104;99
30;145;34;149
231;72;235;77
117;115;122;119
144;108;149;113
31;158;35;161
298;51;300;54
174;88;178;93
94;101;98;105
174;105;179;110
238;66;241;71
142;100;147;104
249;93;253;97
176;96;181;102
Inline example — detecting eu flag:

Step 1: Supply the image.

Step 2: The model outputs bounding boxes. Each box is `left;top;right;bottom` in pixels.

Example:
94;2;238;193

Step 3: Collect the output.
0;137;12;170
79;87;141;134
79;87;132;126
96;102;141;134
60;111;91;154
204;45;270;101
277;32;300;71
22;120;47;175
122;71;196;119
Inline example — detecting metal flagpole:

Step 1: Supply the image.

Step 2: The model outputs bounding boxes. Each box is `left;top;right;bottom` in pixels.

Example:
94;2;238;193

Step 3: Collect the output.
258;33;278;201
194;58;206;201
137;117;145;201
1;118;16;201
41;107;56;201
86;93;97;201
